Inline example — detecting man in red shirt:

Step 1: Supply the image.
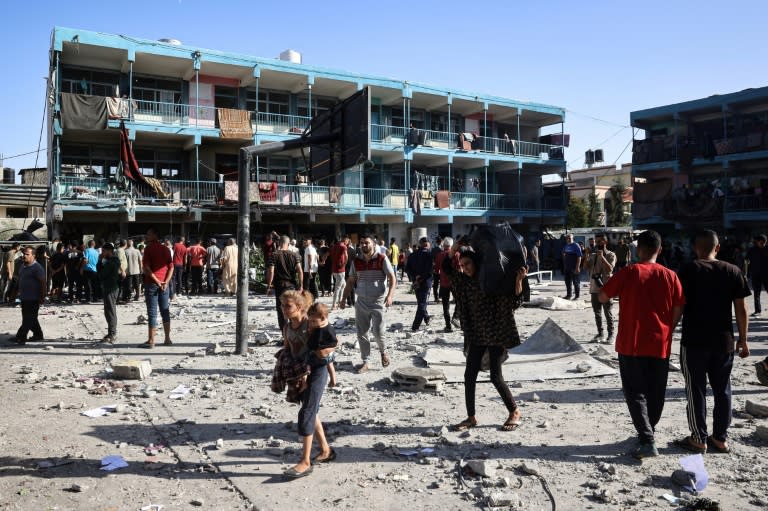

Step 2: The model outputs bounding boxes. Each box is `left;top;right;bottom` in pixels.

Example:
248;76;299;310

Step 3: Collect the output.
599;230;685;459
330;236;349;310
141;227;174;348
187;239;207;295
172;236;188;297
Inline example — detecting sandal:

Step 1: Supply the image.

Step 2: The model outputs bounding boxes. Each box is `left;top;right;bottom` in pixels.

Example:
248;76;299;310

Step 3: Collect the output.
311;448;337;464
706;436;731;454
501;411;522;432
163;340;173;346
381;352;390;367
140;341;155;349
673;436;707;454
451;418;477;432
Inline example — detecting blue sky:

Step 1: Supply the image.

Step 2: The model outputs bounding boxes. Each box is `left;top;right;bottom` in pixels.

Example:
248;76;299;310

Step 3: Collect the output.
1;0;767;176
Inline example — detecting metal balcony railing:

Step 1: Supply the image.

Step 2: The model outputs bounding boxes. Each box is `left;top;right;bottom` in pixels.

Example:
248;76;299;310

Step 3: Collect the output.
56;176;223;203
252;112;311;135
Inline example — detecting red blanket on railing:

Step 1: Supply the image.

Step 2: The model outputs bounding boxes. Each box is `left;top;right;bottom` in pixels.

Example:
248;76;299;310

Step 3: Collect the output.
258;182;278;202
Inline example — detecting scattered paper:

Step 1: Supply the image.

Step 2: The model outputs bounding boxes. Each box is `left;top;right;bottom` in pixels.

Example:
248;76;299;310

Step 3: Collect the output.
100;455;128;471
81;404;118;418
662;494;680;504
169;385;191;400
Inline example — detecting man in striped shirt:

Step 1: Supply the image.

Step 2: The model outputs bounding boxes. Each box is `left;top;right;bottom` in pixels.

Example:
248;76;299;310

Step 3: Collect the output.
340;233;396;373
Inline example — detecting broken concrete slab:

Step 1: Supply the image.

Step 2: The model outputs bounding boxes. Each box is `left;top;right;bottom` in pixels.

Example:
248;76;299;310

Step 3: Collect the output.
111;359;152;380
422;318;616;382
745;400;768;418
391;366;446;393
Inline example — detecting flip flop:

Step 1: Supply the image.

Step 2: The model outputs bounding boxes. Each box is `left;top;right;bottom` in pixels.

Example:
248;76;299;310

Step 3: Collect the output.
283;465;313;479
451;419;477;432
706;436;731;454
500;419;521;432
355;363;370;374
311;449;337;464
140;341;155;349
673;436;707;454
163;340;173;346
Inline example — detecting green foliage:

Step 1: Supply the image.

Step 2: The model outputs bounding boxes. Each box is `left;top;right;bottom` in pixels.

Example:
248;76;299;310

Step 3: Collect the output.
567;196;589;228
249;245;266;292
607;180;629;226
587;191;601;227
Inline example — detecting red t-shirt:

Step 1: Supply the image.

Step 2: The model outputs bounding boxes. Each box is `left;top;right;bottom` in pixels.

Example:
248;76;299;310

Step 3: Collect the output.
600;262;685;359
172;242;188;266
143;241;173;284
330;242;348;274
436;250;451;288
188;245;206;267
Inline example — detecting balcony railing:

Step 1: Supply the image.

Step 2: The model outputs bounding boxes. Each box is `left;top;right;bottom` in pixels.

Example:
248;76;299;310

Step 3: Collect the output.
56;176;223;203
252;112;311;135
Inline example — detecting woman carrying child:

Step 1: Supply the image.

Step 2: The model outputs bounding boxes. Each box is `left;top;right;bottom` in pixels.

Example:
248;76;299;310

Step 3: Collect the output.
279;290;336;479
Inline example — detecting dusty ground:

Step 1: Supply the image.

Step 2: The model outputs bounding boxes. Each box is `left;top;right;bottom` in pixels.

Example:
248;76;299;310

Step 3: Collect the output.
0;276;766;511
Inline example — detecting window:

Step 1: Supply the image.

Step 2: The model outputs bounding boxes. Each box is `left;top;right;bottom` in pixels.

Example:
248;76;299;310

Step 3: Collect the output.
134;148;182;178
132;76;182;103
61;66;120;97
247;89;289;115
215;86;239;109
6;208;27;219
431;113;460;133
296;95;337;118
391;107;405;127
61;144;119;177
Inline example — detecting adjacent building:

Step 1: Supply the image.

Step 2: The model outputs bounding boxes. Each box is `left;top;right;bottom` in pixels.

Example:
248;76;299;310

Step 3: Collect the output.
47;27;568;244
566;163;633;227
630;86;768;236
0;166;48;240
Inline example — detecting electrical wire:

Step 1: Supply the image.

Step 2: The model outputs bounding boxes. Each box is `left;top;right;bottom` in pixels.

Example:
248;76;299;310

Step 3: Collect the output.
0;148;47;161
21;93;49;232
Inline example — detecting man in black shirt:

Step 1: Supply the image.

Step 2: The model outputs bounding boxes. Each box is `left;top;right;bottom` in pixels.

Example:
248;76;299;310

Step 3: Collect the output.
746;234;768;316
406;237;434;331
265;235;303;330
675;230;750;454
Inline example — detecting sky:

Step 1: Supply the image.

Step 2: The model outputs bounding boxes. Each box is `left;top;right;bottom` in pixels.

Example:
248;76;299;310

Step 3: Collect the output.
1;0;767;179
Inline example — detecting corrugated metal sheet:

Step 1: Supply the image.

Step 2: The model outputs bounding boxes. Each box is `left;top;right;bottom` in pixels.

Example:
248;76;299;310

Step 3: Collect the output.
0;185;48;208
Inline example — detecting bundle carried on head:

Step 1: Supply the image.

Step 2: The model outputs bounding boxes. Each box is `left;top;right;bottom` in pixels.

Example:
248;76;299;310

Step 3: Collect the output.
469;222;526;296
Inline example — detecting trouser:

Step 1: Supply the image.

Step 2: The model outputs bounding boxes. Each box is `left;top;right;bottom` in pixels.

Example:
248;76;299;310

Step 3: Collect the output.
529;261;541;283
173;265;185;296
17;300;43;340
590;292;614;335
439;286;452;328
83;270;100;301
103;287;119;337
752;275;768;312
619;354;669;444
464;344;516;417
274;285;296;330
144;282;170;328
681;347;734;443
412;283;431;329
564;269;580;298
129;274;142;299
331;272;346;308
432;272;440;301
297;365;328;436
68;275;83;302
190;266;203;294
304;272;318;300
207;267;220;294
355;297;386;363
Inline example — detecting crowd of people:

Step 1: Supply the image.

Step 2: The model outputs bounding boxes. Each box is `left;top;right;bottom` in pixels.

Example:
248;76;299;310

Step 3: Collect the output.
4;225;767;478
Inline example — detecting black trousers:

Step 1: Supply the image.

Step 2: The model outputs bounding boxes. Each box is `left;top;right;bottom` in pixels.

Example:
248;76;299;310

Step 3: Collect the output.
432;272;440;301
464;344;516;417
304;272;318;300
274;285;296;331
83;270;100;301
564;269;580;298
173;265;185;296
17;300;43;340
412;283;431;329
681;347;734;443
190;266;204;294
618;354;669;444
103;287;119;337
752;275;768;312
439;286;455;328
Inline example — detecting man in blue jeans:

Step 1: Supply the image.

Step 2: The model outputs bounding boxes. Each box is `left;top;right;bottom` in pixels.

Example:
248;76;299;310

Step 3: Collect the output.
140;227;174;349
562;234;583;300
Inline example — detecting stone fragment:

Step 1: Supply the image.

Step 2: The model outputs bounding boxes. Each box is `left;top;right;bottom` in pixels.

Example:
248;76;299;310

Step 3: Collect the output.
576;362;591;373
521;462;540;476
465;459;496;478
598;462;616;475
111;360;152;380
215;438;224;449
745;400;768;418
487;492;519;508
532;393;541;402
755;425;768;442
391;367;446;393
190;499;204;507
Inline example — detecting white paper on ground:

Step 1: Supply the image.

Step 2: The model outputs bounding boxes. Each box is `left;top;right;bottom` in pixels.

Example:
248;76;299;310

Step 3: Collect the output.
81;404;118;418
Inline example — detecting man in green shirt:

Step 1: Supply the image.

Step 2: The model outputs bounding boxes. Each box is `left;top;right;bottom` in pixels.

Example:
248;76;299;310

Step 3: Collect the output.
97;243;123;343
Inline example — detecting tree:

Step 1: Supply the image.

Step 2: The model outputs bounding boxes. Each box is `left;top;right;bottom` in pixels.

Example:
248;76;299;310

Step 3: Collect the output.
567;196;589;227
587;191;601;227
606;180;629;226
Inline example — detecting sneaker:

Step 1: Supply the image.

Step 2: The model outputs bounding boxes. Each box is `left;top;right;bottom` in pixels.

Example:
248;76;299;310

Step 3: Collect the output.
590;333;605;343
750;311;761;317
631;441;658;459
443;326;453;333
100;334;115;344
603;333;615;344
562;295;572;300
29;335;45;342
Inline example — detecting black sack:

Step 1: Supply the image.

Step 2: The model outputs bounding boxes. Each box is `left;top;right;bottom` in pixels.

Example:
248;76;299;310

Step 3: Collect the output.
470;222;526;296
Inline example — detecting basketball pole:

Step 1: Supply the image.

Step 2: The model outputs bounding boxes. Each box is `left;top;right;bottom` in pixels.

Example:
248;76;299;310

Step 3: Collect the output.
235;134;338;355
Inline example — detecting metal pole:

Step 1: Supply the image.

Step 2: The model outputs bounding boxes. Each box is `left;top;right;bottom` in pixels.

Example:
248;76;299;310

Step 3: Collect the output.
195;144;200;201
128;61;133;120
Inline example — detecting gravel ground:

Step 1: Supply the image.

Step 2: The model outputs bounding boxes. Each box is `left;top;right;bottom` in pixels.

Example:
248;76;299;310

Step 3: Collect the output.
0;277;766;511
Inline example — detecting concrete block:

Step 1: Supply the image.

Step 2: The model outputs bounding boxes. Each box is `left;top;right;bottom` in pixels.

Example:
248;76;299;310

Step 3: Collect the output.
391;366;446;393
111;359;152;380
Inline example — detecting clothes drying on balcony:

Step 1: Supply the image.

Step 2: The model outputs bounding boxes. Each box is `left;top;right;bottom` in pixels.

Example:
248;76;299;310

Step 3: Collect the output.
224;181;238;201
410;189;421;215
106;97;132;119
217;108;253;139
435;190;451;209
141;177;170;200
258;182;278;202
60;92;108;130
328;186;341;204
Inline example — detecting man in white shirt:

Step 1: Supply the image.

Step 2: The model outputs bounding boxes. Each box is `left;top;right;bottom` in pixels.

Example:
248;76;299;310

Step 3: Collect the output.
303;238;319;299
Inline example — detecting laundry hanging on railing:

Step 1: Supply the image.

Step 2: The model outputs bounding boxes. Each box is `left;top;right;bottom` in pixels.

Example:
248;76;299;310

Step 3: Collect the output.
435;190;451;209
119;121;170;199
329;186;342;203
413;171;439;193
61;92;108;130
217;108;254;139
410;189;421;215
